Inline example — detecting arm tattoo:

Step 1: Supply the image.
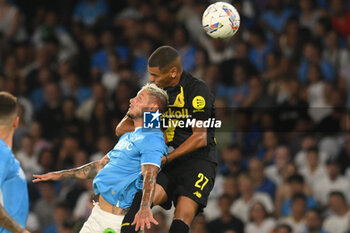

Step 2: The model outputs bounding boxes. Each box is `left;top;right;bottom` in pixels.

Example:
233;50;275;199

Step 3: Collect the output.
0;205;24;233
140;164;159;209
58;155;110;180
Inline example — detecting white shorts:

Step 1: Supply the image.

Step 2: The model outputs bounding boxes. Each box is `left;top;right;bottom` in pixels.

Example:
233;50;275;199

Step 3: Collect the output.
79;203;124;233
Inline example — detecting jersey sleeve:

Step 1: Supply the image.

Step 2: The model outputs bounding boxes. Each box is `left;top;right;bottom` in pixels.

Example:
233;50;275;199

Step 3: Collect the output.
188;80;215;121
139;133;167;168
0;150;10;187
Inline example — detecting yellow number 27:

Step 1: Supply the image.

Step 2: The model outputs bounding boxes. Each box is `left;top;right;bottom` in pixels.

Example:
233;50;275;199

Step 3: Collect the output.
194;173;209;190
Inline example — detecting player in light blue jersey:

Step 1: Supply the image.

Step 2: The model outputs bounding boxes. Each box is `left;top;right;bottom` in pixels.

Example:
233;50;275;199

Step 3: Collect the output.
0;92;30;233
33;83;169;233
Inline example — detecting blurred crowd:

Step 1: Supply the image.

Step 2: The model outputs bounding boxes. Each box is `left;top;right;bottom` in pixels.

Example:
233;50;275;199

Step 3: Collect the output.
0;0;350;232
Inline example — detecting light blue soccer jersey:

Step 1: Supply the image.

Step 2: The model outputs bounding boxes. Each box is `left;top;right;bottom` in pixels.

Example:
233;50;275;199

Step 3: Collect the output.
0;138;29;233
93;127;167;209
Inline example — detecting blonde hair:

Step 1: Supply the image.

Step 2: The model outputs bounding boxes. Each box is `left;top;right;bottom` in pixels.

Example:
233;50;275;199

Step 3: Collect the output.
141;83;169;112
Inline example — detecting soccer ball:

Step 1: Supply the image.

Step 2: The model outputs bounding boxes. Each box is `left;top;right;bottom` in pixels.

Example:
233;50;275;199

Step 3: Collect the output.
202;2;240;39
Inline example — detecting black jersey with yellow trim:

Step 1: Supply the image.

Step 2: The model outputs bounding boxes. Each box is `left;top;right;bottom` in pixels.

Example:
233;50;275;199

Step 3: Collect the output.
162;71;217;164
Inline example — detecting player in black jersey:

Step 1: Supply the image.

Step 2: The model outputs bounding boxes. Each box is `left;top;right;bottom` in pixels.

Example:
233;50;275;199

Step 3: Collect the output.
116;46;217;233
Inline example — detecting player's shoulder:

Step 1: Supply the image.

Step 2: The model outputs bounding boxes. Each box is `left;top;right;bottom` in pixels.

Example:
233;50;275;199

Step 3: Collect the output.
0;143;13;163
133;130;167;152
182;71;211;94
134;129;165;144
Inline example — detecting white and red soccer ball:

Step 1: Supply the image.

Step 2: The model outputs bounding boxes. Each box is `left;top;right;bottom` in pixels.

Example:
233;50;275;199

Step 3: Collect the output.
202;1;240;39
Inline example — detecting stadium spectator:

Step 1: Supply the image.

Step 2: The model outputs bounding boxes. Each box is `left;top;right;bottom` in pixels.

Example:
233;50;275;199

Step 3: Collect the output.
280;193;307;233
280;174;316;217
323;191;350;233
207;194;244;233
220;145;247;177
73;0;108;28
261;0;293;36
43;202;71;233
255;132;279;165
273;224;294;233
249;158;276;199
72;180;94;221
279;16;301;60
313;159;350;206
245;201;276;233
275;163;298;217
204;175;240;221
277;78;309;132
38;148;56;174
231;174;274;223
302;209;328;233
300;147;327;190
32;11;78;62
248;26;273;71
265;145;291;186
295;135;328;170
298;41;335;83
76;82;107;122
336;133;350;176
217;64;249;108
16;134;42;181
34;181;58;232
0;0;27;43
330;0;350;37
299;0;321;32
323;30;350;71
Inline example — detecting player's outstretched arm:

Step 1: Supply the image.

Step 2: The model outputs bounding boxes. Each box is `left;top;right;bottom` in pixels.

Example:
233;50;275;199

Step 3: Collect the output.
132;164;159;231
0;204;30;233
33;154;110;182
115;115;135;137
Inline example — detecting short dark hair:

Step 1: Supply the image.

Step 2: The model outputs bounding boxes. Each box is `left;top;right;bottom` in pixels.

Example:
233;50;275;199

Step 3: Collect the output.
275;224;293;233
291;192;307;203
148;46;180;70
287;174;304;184
0;92;18;126
306;146;318;154
307;208;323;219
329;191;346;203
326;158;339;166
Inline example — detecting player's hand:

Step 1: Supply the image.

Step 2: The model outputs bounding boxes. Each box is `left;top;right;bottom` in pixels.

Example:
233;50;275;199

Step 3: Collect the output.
32;172;61;183
131;207;158;231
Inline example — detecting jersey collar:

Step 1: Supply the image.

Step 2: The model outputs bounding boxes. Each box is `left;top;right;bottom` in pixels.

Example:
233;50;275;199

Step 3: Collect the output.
134;127;142;131
0;138;6;147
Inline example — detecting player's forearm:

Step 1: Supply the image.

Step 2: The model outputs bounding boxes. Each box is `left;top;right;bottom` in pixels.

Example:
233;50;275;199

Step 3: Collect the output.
55;161;100;179
167;131;207;162
0;205;25;233
140;165;159;209
115;115;135;137
57;155;110;179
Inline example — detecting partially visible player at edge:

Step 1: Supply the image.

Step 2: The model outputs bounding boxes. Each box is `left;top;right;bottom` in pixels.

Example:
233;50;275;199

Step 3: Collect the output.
0;92;30;233
117;46;217;233
33;83;168;233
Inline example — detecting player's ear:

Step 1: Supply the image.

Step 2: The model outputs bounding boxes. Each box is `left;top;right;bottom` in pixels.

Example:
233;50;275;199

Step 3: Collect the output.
13;116;19;129
170;67;177;78
150;103;159;112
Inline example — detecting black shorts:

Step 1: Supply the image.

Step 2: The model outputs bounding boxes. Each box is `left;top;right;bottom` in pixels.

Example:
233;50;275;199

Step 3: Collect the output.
157;158;216;212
